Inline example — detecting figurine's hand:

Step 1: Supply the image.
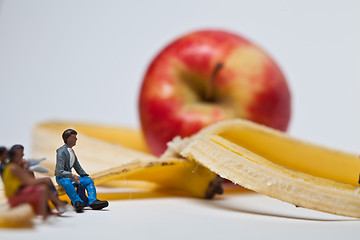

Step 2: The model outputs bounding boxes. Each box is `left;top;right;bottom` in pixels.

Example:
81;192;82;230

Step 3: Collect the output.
72;174;80;183
39;177;52;186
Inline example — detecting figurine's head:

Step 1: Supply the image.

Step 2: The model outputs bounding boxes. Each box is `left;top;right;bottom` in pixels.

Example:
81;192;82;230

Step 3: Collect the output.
0;146;7;163
8;144;24;164
62;129;78;148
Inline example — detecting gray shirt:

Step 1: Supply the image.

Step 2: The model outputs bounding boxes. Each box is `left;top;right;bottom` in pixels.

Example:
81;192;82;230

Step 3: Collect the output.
55;144;88;180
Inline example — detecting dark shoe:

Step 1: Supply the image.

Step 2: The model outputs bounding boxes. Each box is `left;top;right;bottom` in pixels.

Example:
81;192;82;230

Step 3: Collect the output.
74;201;84;213
89;200;108;210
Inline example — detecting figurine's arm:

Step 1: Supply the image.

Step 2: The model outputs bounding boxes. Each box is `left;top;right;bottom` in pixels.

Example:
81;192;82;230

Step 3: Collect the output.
10;164;50;186
55;149;72;179
73;157;89;177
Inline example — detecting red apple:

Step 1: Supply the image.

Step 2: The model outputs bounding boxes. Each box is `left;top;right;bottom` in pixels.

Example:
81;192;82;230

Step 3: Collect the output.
139;29;291;156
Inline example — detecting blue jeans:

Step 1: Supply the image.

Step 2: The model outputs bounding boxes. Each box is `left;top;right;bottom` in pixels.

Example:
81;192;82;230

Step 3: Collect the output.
56;176;97;205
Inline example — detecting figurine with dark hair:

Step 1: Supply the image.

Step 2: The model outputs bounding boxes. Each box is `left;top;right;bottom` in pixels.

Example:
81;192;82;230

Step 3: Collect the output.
0;146;8;177
2;145;67;220
55;129;108;213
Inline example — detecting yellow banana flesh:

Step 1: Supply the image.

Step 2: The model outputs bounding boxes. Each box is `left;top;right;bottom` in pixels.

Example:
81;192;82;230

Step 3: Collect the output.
163;119;360;218
99;180;159;190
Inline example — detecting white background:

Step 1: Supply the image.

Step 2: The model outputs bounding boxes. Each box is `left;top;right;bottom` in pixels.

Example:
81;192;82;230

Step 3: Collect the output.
0;0;359;239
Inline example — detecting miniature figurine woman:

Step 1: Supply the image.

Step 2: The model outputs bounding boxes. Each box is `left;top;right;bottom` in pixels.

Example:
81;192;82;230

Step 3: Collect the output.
2;145;67;220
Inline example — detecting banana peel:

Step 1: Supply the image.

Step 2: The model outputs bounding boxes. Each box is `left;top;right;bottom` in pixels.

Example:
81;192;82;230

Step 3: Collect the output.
163;119;360;218
0;183;35;228
56;157;222;199
0;202;34;228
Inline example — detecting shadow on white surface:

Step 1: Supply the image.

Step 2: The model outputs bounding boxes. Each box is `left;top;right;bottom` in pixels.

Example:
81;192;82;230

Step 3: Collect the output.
197;191;360;222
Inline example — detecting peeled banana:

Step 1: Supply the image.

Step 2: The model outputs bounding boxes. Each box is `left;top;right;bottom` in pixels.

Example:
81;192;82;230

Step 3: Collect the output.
163;119;360;218
2;118;359;228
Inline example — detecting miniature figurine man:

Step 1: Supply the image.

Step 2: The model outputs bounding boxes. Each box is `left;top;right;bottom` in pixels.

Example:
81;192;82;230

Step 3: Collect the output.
55;129;108;212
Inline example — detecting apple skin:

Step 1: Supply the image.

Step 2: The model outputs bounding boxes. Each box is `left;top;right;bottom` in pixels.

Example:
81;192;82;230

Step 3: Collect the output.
139;30;291;156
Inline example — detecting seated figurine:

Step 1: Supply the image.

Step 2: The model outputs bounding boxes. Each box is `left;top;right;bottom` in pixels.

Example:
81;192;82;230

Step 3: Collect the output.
2;145;67;220
55;129;108;213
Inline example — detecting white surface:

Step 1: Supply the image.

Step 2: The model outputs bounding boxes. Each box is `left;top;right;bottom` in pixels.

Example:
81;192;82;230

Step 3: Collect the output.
0;0;359;239
0;193;359;240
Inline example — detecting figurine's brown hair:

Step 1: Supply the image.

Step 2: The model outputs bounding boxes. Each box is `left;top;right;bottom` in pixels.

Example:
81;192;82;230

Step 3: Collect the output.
62;129;77;144
0;146;7;156
8;144;24;161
